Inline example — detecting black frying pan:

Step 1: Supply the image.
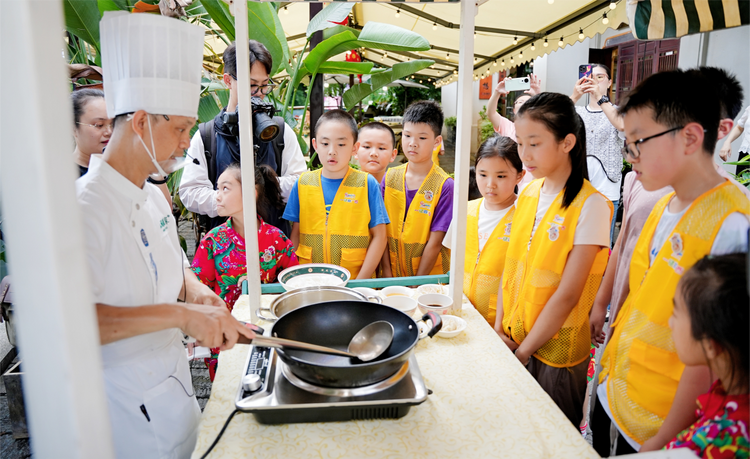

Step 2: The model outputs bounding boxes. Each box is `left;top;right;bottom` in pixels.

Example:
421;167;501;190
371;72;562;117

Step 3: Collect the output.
271;301;441;388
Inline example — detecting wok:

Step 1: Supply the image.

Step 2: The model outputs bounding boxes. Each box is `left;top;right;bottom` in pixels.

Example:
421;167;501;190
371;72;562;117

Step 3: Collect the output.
271;301;441;388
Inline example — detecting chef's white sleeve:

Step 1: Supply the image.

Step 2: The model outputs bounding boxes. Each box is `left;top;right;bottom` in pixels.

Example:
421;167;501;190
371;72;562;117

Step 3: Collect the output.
278;122;307;202
179;131;219;218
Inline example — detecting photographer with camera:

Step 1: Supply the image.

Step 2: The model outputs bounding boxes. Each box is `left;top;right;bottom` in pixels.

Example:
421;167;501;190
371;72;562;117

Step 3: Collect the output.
179;40;306;236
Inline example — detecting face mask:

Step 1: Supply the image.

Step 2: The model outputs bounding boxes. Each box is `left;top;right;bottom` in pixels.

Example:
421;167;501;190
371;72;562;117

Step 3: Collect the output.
132;114;189;181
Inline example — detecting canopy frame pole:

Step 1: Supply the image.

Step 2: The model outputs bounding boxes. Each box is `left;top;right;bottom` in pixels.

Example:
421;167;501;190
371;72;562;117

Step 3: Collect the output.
234;1;263;318
448;0;476;311
0;1;115;457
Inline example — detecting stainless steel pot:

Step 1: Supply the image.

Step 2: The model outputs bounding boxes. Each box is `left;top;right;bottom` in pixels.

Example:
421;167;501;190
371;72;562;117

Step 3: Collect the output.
257;285;382;322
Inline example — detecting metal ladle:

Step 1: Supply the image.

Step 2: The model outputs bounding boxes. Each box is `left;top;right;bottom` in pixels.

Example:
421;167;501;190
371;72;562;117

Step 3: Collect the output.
244;321;394;362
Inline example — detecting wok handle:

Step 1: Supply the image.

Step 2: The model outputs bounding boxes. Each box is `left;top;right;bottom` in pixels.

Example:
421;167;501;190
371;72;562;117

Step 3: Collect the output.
366;294;383;304
255;307;276;322
251;336;357;358
420;312;442;339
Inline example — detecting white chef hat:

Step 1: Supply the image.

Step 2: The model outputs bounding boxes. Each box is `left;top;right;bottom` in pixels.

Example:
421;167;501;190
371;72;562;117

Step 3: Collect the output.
100;11;204;118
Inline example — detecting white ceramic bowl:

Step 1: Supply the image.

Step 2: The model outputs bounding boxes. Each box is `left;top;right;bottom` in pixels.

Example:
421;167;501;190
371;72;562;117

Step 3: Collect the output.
417;293;453;316
351;287;382;303
417;284;447;296
383;295;418;316
436;315;467;338
381;286;413;298
278;264;350;292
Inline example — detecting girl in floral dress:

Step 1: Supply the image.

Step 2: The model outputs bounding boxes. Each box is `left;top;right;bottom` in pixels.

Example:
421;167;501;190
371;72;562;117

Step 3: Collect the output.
192;163;298;380
665;253;749;458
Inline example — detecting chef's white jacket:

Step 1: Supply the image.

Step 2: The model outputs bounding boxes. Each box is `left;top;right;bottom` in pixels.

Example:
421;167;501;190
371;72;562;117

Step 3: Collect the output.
77;155;200;459
178;122;306;217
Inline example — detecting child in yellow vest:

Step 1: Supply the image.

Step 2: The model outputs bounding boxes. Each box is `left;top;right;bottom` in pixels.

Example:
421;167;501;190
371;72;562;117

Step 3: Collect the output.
282;110;389;279
381;101;454;277
442;136;525;326
594;69;750;454
356;122;398;185
496;92;613;428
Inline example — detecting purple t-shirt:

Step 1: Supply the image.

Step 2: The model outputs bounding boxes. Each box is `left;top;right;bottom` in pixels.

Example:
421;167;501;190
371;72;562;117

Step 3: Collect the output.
380;175;454;233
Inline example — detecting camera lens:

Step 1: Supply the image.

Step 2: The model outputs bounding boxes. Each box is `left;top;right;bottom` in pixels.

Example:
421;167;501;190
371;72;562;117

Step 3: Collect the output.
254;112;280;142
523;78;529;83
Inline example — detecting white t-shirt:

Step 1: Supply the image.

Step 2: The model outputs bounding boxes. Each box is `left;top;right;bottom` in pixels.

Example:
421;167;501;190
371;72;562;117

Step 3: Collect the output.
530;188;611;248
443;200;512;252
587;156;622;202
599;194;749;452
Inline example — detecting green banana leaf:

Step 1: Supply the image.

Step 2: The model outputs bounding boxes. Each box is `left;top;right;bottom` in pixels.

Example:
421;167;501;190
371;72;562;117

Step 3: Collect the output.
197;94;221;124
291;30;358;89
97;0;124;15
317;61;373;75
306;3;354;38
200;0;236;41
326;22;431;57
343;60;434;110
63;0;102;53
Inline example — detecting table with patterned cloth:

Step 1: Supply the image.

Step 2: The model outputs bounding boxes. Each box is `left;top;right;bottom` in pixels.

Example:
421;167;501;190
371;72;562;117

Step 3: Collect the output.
191;291;599;459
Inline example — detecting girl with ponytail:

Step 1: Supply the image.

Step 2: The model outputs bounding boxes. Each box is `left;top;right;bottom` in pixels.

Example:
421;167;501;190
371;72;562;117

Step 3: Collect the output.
495;92;613;427
191;163;298;380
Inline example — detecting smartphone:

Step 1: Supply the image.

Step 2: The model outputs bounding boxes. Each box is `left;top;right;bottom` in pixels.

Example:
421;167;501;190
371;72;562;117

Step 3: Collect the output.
505;76;531;92
579;64;594;80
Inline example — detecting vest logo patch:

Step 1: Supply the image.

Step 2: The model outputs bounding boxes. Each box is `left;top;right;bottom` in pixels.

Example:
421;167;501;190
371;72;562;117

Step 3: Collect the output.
424;190;434;202
548;226;560;241
553;214;565;225
664;257;685;275
504;222;512;236
341;193;359;204
415;209;431;215
420;201;431;209
501;237;511;242
669;233;684;260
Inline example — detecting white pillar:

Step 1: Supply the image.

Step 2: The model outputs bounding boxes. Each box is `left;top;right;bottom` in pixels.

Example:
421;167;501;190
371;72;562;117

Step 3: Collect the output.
448;0;476;310
233;0;262;313
0;1;115;457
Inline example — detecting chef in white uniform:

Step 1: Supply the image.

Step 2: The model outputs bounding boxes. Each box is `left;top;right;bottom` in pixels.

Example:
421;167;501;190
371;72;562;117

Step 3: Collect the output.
76;12;254;458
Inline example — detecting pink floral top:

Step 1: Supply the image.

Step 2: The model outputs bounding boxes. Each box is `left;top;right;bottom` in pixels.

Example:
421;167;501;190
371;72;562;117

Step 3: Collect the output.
665;380;749;458
191;218;298;309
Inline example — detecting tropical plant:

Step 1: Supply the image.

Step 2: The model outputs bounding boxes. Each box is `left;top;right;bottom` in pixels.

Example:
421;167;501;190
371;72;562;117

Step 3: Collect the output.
477;106;495;143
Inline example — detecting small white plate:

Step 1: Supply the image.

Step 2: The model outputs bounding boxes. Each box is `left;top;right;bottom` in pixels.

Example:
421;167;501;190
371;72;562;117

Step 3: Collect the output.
436;315;467;338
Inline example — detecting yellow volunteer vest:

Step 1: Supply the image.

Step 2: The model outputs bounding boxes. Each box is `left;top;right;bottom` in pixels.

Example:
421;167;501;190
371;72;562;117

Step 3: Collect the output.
464;198;515;326
599;180;750;445
297;167;371;278
384;163;451;277
501;179;611;368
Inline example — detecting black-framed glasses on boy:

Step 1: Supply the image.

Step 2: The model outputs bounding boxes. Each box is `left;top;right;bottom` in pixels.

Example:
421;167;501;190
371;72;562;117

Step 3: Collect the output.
621;126;685;160
229;74;277;95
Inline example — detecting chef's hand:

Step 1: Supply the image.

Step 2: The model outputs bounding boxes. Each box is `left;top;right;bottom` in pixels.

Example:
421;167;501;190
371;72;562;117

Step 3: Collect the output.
187;282;226;308
180;303;255;350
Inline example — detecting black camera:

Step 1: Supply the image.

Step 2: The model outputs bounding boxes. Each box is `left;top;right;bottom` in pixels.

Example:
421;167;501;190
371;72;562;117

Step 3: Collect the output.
221;96;280;142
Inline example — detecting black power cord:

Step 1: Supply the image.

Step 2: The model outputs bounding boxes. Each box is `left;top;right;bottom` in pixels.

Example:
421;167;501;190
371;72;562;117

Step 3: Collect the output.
199;409;241;459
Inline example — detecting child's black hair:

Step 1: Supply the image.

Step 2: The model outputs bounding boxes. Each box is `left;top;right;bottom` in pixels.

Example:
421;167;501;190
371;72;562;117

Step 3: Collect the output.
468;167;482;201
359;122;396;149
687;66;744;120
403;100;444;137
678;253;749;394
71;88;105;126
618;69;721;154
516;92;588;209
223;163;284;223
315;109;358;143
475;135;523;173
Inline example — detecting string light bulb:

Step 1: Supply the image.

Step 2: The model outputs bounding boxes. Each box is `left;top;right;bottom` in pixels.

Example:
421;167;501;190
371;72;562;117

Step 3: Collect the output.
512;36;518;45
519;51;523;58
531;42;536;51
493;60;497;67
602;13;609;24
486;69;490;75
433;22;437;30
446;53;450;59
501;59;505;66
395;9;400;18
510;56;514;64
548;0;554;3
283;6;288;14
558;36;564;47
609;1;617;9
579;28;585;40
543;38;549;47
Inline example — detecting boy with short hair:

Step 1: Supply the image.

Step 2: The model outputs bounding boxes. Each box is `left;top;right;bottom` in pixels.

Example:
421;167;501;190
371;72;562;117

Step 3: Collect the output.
282;110;389;279
594;69;750;454
356;122;398;184
381;101;454;277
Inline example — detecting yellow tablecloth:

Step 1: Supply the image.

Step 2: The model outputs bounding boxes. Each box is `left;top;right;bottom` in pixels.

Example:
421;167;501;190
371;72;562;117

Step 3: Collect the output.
192;293;599;459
